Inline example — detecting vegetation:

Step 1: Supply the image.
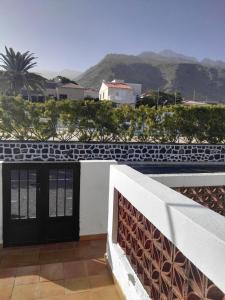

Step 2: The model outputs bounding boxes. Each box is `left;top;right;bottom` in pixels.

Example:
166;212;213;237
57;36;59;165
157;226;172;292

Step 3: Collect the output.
136;90;183;107
0;47;45;99
0;96;225;143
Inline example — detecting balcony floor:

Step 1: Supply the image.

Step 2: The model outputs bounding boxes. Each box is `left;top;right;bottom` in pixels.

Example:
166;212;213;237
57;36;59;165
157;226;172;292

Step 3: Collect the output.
0;239;123;300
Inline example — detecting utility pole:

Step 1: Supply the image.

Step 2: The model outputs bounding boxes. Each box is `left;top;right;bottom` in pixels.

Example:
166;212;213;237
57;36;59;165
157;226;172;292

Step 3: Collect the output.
156;88;159;110
193;89;196;102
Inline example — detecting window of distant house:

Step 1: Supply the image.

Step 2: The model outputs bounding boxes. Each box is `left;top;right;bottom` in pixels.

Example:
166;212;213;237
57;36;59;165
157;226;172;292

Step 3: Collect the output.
116;92;119;97
31;96;37;102
38;96;45;102
59;94;68;100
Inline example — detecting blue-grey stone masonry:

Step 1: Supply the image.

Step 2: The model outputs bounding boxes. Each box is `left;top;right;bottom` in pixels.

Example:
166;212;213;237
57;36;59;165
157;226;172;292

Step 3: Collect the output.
0;141;225;162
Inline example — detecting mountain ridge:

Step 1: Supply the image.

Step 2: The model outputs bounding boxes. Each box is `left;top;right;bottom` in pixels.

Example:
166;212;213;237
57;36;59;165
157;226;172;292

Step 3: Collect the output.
34;69;82;80
77;50;225;101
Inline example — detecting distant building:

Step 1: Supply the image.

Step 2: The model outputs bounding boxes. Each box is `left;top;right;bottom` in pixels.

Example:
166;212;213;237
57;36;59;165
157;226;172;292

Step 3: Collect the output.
84;88;99;99
183;100;221;106
22;77;85;101
55;83;84;100
99;79;142;105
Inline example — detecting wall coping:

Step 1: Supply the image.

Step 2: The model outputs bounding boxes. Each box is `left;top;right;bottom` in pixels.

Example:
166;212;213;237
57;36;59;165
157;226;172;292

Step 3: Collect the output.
0;140;225;146
149;172;225;187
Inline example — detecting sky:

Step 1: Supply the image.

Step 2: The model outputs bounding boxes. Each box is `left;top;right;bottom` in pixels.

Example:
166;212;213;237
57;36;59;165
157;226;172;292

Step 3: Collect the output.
0;0;225;72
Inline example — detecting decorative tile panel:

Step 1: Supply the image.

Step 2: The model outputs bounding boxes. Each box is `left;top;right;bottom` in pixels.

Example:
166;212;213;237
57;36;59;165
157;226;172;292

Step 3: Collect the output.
116;190;225;300
174;186;225;217
0;141;225;162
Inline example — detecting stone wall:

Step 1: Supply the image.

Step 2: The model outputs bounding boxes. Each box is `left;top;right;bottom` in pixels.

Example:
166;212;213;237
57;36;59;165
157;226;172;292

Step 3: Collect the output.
0;141;225;162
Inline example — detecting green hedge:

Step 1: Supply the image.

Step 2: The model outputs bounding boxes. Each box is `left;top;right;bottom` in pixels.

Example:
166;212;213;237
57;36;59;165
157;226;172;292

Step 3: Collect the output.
0;96;225;143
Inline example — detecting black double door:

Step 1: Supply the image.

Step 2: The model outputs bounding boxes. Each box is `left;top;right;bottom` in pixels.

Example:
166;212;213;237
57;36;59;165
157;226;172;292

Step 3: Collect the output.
3;162;80;247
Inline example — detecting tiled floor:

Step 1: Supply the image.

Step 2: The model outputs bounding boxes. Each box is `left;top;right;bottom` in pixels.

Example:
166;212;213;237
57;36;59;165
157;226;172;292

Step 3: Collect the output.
0;239;124;300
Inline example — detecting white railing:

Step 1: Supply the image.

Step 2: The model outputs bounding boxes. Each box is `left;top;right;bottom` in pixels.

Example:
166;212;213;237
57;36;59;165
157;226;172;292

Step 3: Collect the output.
107;165;225;300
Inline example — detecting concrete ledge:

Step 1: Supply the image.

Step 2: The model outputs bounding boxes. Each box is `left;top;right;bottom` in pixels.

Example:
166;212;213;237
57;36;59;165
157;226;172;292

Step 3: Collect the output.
149;172;225;187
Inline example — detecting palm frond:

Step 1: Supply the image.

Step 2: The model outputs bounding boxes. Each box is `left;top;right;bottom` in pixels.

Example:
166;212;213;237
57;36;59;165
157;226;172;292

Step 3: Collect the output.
0;46;42;97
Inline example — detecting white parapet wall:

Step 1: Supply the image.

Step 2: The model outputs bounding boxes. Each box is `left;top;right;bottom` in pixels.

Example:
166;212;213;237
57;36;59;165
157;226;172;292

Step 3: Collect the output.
79;160;117;237
107;165;225;299
0;163;2;245
148;172;225;187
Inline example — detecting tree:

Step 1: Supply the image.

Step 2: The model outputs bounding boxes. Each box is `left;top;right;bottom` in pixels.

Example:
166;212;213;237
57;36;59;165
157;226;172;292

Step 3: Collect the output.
0;47;45;99
137;90;183;107
0;96;30;139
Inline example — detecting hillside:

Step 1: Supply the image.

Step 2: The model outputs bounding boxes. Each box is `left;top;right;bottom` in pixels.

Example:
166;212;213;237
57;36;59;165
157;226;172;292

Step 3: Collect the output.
77;51;225;101
34;69;82;80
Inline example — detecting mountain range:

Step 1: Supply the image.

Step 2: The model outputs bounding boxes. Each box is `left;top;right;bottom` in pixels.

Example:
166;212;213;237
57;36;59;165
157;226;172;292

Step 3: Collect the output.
34;69;82;80
76;50;225;101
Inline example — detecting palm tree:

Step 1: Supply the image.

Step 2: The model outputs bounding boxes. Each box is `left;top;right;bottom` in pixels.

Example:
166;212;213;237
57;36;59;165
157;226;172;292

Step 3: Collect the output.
0;47;45;100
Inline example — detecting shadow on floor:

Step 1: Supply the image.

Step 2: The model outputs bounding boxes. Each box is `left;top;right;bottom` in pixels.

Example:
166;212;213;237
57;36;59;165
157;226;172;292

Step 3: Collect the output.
0;239;123;300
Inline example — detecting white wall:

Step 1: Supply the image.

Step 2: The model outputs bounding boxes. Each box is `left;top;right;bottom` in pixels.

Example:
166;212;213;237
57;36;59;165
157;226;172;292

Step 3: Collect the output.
79;160;117;236
99;82;136;104
57;87;84;100
0;163;2;245
127;83;142;96
107;165;225;299
99;82;109;100
108;88;135;104
149;172;225;187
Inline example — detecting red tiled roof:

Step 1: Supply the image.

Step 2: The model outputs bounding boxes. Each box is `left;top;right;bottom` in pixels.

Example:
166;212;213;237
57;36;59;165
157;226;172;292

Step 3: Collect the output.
104;82;132;90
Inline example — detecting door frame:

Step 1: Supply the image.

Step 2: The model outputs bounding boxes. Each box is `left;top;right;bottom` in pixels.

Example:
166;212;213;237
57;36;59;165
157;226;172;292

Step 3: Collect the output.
2;161;80;247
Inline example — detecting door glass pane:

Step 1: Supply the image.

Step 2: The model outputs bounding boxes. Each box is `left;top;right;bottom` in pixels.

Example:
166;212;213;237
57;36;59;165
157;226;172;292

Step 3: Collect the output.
49;168;73;217
11;170;19;219
20;170;28;219
10;169;37;220
28;170;36;218
65;170;73;216
49;170;57;217
57;170;65;216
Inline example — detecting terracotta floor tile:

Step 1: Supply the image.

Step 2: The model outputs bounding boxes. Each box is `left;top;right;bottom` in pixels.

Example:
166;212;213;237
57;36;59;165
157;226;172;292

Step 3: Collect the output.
1;247;39;257
39;280;65;298
63;261;87;279
64;277;90;294
14;253;39;267
39;244;74;255
40;263;64;282
90;239;106;250
77;248;97;261
89;273;114;289
39;251;62;264
41;296;66;300
85;258;108;276
58;242;76;250
77;241;91;249
0;268;16;288
92;286;121;300
0;285;13;300
11;283;39;300
15;265;40;285
61;249;82;262
66;291;93;300
40;243;63;252
0;256;19;268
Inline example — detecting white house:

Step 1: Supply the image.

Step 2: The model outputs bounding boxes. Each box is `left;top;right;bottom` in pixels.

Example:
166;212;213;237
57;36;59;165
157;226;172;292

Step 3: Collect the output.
99;79;142;105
